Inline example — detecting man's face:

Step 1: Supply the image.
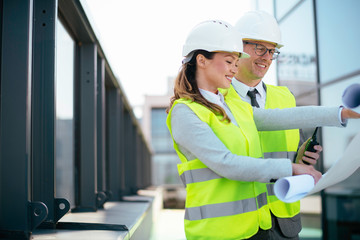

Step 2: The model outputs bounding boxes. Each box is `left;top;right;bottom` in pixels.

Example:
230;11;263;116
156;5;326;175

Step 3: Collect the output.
236;40;277;84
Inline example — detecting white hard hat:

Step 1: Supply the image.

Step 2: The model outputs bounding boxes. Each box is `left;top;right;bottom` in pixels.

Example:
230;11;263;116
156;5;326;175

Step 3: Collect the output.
234;11;283;48
182;20;250;62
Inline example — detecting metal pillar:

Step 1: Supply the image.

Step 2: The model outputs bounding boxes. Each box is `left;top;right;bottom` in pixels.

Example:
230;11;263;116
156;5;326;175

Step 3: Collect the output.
73;43;100;212
31;0;70;227
124;111;137;194
106;89;124;200
0;0;47;238
96;57;109;207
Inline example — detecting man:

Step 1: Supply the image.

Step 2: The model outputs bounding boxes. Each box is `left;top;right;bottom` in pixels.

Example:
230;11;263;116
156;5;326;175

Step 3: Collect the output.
231;11;322;239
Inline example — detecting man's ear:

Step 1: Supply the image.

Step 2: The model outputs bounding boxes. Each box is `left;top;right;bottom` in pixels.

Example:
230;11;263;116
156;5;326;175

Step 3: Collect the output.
196;54;207;68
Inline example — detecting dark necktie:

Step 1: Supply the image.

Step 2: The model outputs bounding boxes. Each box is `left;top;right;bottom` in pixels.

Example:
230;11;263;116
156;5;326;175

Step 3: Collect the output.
247;89;260;108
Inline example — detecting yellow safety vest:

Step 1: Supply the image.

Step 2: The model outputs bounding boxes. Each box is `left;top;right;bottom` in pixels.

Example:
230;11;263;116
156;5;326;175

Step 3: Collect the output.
224;84;300;218
260;84;300;218
166;97;271;240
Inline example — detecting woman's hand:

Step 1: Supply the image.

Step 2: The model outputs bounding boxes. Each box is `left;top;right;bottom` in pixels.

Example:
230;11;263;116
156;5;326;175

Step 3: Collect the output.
341;108;360;121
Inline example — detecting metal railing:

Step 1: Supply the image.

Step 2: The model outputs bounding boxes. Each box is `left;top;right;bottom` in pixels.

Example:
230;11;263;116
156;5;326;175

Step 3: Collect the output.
0;0;152;238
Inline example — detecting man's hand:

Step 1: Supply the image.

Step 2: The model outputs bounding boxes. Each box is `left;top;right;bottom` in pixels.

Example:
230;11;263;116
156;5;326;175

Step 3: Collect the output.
295;137;323;165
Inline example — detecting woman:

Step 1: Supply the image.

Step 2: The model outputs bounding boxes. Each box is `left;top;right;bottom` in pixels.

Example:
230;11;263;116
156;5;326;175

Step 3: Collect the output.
166;20;359;240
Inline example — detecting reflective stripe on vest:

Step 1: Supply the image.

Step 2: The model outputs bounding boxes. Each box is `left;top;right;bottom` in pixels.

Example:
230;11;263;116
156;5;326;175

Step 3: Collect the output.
267;184;275;196
264;151;296;160
185;192;267;221
260;84;300;159
262;85;301;218
180;168;223;186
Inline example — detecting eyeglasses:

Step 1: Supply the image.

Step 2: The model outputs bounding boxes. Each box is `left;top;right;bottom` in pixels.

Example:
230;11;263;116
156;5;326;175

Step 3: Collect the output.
244;41;280;60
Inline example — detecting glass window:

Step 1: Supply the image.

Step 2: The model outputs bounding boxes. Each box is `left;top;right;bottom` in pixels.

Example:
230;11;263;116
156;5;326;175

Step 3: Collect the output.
55;19;75;207
320;76;360;171
317;0;360;83
317;1;360;190
275;0;302;20
277;0;318;105
151;108;174;153
255;0;274;13
150;107;179;185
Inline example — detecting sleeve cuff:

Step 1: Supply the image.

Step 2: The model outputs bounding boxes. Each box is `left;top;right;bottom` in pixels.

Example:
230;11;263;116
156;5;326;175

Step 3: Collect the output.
339;106;348;127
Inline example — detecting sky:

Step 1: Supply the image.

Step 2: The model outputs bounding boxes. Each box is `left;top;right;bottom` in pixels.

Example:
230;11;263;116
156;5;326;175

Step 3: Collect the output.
82;0;256;117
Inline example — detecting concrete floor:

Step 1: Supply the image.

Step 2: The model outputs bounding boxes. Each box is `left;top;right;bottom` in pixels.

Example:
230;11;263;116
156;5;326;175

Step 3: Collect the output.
150;209;186;240
150;195;323;240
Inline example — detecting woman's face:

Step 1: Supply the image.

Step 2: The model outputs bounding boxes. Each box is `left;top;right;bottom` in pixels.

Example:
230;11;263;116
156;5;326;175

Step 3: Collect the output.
200;52;239;93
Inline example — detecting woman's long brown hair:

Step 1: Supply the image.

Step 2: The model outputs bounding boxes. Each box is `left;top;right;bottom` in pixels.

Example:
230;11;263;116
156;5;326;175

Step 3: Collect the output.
166;50;230;122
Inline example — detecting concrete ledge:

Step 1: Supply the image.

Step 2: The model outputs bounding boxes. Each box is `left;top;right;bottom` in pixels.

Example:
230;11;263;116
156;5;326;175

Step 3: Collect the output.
32;194;156;240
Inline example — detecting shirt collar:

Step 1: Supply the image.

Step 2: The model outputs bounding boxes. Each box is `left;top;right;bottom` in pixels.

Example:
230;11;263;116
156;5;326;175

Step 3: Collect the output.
252;81;265;98
199;88;225;106
231;77;250;98
232;77;265;98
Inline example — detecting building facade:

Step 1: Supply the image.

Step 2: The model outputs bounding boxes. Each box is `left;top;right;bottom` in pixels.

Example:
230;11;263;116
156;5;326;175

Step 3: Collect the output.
257;0;360;238
141;78;186;208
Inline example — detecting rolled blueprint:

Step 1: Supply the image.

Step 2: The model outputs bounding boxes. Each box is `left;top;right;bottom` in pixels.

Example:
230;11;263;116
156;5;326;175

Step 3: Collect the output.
274;131;360;203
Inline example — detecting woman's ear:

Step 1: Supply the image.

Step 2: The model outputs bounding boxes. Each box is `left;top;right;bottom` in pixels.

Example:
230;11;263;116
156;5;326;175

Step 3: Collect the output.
196;54;207;68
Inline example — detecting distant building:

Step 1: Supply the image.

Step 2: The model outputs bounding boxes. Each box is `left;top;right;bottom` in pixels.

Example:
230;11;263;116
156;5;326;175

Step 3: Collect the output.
142;76;181;186
255;0;360;238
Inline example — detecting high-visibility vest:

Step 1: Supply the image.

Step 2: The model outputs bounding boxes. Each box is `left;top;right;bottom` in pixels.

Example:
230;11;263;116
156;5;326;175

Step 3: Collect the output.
224;84;300;218
260;84;301;218
166;97;272;240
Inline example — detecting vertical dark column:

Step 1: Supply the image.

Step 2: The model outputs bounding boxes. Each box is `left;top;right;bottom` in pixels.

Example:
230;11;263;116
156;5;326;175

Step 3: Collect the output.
96;57;108;207
141;143;146;189
132;124;139;193
147;146;152;187
131;121;137;193
136;132;143;189
106;89;122;200
124;109;136;194
73;43;98;212
32;0;70;227
143;142;151;189
118;96;126;198
0;0;47;237
0;0;2;85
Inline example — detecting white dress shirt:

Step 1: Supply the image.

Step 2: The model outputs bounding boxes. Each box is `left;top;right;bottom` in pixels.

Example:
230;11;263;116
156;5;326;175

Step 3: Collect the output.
231;78;266;108
199;88;238;125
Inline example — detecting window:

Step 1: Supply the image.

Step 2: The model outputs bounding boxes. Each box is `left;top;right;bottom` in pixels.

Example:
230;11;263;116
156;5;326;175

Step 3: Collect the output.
316;0;360;83
320;76;360;170
277;0;318;105
55;19;75;207
275;0;303;20
151;108;174;153
151;107;179;185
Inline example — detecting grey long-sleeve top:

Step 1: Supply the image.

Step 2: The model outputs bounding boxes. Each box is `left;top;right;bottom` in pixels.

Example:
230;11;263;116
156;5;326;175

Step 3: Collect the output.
170;103;344;183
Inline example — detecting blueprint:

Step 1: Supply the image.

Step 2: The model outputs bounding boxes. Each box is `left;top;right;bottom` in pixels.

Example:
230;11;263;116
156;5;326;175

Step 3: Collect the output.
274;131;360;203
